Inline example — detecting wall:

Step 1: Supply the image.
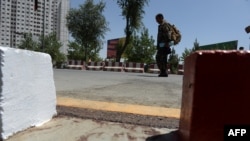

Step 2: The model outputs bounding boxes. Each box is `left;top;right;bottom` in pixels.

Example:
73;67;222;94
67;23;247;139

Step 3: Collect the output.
0;47;57;140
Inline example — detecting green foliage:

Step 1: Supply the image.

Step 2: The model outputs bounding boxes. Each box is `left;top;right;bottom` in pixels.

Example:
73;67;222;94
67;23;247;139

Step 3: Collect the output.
116;38;126;59
193;38;200;51
18;32;66;66
180;48;193;62
117;0;149;32
115;0;149;62
66;0;109;61
67;41;103;61
168;48;179;74
124;27;156;64
87;41;103;61
18;33;39;51
41;32;66;64
180;38;200;62
67;41;85;60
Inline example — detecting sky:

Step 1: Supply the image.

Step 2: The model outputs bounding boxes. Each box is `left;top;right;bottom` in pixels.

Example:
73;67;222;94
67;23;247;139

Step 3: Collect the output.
70;0;250;59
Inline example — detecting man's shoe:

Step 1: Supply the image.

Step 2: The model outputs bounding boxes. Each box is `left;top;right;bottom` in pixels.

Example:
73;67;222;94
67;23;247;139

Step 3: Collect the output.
158;73;168;77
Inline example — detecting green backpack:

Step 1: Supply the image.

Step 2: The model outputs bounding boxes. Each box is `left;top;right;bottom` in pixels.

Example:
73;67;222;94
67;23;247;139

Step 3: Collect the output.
167;23;181;45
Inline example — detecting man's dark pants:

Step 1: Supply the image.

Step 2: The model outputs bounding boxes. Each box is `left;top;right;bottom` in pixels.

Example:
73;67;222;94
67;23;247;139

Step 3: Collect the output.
156;47;170;75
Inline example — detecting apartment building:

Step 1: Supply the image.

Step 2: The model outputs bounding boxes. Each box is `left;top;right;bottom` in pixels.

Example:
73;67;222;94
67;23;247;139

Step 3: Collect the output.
0;0;69;54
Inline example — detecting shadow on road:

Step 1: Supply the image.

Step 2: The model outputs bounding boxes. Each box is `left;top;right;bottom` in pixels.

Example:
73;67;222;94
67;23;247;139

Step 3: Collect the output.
136;74;158;77
145;130;180;141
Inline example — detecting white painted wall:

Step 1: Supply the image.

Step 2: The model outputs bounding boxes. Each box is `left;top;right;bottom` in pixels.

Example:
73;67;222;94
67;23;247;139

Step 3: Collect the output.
0;47;57;139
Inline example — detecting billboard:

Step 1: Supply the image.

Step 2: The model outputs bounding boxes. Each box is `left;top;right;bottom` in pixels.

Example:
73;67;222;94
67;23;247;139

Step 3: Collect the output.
107;38;125;58
199;40;238;50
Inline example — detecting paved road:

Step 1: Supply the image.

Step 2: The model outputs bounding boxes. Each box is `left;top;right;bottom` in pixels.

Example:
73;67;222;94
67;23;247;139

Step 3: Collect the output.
54;69;183;109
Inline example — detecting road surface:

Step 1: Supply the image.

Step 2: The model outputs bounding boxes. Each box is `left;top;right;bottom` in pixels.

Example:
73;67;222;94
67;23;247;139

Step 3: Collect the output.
54;69;183;108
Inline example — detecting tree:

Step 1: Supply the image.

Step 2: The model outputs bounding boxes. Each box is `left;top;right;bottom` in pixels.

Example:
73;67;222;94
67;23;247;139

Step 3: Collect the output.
67;41;85;60
115;0;149;62
193;38;200;51
168;48;179;74
87;40;103;61
180;38;200;62
41;32;66;65
66;0;109;61
18;33;39;51
67;41;103;62
180;48;193;62
18;32;66;66
124;27;156;64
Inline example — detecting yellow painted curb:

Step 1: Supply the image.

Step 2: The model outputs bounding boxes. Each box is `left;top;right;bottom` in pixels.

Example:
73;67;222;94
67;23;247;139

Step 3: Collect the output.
57;96;180;119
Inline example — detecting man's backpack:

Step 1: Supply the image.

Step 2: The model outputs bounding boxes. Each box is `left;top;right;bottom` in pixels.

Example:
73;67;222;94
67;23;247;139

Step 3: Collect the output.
167;23;181;45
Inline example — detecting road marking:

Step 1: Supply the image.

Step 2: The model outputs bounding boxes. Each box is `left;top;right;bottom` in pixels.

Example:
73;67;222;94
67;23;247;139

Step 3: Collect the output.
57;97;180;119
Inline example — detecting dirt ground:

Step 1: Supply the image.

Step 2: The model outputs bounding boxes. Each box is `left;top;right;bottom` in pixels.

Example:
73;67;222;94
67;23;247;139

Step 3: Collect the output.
56;106;179;129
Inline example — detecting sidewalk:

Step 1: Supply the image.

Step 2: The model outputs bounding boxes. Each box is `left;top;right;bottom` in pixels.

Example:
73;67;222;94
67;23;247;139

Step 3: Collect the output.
6;97;180;141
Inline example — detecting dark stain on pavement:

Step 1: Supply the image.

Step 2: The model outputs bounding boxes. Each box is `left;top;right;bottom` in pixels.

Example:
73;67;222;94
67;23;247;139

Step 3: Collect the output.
77;132;104;141
144;129;161;136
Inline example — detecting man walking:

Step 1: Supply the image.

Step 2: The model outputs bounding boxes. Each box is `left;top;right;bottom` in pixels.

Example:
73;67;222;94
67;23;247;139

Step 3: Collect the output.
155;13;172;77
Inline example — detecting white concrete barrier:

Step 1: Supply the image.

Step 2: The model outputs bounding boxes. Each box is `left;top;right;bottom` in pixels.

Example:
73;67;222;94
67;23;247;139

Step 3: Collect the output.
103;62;124;72
66;60;86;70
0;47;57;140
86;62;104;71
148;64;160;74
124;62;144;73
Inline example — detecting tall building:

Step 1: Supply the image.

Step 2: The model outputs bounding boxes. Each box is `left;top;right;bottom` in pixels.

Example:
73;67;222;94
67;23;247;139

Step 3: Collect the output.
0;0;69;54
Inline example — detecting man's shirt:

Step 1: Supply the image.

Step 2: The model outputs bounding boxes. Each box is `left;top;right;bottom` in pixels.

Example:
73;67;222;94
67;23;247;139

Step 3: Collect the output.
157;20;170;47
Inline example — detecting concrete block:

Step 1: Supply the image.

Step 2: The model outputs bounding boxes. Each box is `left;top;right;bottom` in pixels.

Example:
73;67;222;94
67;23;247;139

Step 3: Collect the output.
124;62;144;73
179;50;250;141
0;47;57;140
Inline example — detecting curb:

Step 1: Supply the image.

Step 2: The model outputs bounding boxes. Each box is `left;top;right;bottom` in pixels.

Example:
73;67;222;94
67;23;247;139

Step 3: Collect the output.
57;96;180;119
